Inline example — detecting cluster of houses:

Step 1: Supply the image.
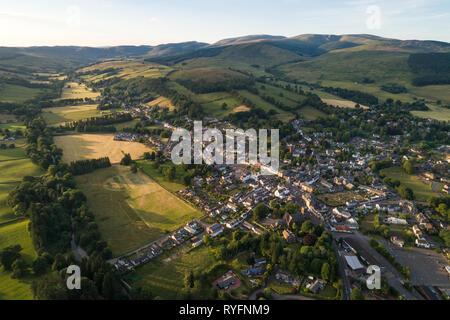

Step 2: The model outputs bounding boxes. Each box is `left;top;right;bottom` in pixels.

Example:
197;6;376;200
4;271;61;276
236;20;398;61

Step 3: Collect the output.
275;271;301;287
114;221;202;271
241;258;267;278
114;132;138;142
412;225;431;249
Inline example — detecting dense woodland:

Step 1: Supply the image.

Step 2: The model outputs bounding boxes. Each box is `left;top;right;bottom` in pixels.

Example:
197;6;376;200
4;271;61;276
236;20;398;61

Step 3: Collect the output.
61;113;132;132
408;52;450;86
67;157;112;176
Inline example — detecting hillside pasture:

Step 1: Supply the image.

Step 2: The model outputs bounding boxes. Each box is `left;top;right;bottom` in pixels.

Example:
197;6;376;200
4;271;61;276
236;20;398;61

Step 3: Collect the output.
256;82;307;108
237;90;295;121
380;167;441;202
54;134;154;164
0;84;41;103
197;92;243;118
169;67;249;84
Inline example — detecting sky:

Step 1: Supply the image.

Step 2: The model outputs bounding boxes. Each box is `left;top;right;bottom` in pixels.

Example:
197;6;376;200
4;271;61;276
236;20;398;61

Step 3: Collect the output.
0;0;449;47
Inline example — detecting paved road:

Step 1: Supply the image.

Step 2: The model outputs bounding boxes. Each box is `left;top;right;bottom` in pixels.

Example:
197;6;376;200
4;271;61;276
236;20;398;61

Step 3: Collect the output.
339;231;422;300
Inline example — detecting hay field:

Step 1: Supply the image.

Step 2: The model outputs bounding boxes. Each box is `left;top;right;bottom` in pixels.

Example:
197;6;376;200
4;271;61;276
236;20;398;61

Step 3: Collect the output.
322;99;369;109
147;96;176;111
75;166;203;256
58;82;100;100
54;134;154;164
77;60;172;82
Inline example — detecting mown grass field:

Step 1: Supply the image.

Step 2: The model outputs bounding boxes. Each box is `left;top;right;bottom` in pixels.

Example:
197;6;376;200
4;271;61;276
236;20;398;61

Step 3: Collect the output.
41;104;108;126
58;82;100;100
0;220;37;300
54;133;154;164
75;166;202;256
380;167;441;202
0;84;42;103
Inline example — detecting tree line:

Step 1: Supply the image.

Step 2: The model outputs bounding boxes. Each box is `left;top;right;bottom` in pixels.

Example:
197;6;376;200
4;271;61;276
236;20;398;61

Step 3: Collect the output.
61;113;132;132
67;157;112;176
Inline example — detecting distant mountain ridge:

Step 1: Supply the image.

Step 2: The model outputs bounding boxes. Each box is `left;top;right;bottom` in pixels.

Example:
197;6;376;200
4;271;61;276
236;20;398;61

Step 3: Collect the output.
0;34;449;72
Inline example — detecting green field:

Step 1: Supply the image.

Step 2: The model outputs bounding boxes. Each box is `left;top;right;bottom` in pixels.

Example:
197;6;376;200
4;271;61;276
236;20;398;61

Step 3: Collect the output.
256;82;307;108
0;145;43;224
237;90;295;121
58;82;100;100
297;106;328;120
129;245;216;299
411;104;450;121
0;122;26;131
130;245;253;299
380;167;442;202
0;220;37;300
75;166;202;256
195;92;242;119
0;84;41;103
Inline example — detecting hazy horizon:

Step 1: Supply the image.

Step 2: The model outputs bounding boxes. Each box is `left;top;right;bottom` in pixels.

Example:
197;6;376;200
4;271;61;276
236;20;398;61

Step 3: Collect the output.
1;0;449;47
